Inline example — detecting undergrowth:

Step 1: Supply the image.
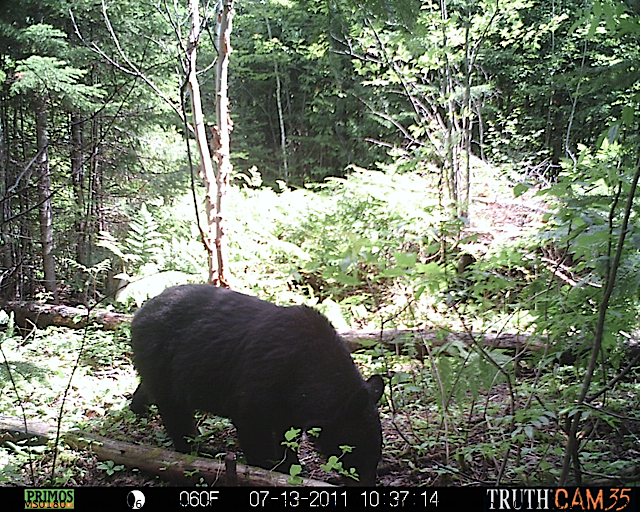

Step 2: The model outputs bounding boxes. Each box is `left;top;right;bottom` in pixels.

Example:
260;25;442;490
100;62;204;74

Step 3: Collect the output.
2;150;640;485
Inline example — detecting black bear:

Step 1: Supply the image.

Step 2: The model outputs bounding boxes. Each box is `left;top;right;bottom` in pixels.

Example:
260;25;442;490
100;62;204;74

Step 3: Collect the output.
130;284;384;485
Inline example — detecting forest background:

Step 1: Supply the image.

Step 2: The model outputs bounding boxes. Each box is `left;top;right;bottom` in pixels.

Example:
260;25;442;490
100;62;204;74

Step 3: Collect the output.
1;0;640;488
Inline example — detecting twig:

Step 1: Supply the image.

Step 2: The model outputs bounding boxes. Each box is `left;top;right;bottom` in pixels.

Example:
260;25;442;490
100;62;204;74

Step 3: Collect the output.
70;3;193;131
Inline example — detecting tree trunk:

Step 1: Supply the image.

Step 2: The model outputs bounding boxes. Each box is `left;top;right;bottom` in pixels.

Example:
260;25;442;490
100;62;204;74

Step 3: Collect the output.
211;0;235;288
265;16;288;181
460;14;472;220
71;112;86;267
0;101;16;300
34;95;57;302
16;104;34;298
440;0;458;209
87;110;101;264
210;0;234;287
186;0;233;288
186;0;218;285
71;112;89;303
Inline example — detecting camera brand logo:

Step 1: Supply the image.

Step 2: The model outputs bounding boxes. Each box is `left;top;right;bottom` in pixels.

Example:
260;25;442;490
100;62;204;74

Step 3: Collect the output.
24;489;74;509
486;488;633;511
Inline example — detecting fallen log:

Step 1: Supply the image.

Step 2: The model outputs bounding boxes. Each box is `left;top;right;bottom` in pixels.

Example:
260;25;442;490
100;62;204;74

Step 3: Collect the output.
3;302;131;331
1;302;539;353
0;415;334;487
339;328;539;354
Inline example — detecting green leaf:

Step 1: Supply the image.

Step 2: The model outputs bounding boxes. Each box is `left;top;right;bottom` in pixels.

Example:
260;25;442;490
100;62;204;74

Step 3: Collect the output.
381;266;409;277
606;123;620;144
514;183;530;198
415;262;443;276
284;428;301;442
393;252;417;267
622;106;635;126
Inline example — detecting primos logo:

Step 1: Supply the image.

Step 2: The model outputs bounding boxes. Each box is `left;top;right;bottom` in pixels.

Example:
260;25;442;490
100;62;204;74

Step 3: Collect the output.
24;489;74;509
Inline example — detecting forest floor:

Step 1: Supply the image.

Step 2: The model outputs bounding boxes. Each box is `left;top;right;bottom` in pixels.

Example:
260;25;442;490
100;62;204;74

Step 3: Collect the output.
4;184;640;488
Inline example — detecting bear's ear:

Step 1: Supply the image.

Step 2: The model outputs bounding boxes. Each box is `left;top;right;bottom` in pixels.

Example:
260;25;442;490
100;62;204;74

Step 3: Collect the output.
366;375;385;403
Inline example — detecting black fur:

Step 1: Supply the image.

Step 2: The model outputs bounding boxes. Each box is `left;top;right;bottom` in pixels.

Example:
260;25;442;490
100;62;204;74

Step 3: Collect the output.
130;284;384;485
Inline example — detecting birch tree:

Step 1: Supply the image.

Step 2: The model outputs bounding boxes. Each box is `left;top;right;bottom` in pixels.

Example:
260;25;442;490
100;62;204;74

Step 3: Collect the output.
77;0;235;286
208;0;235;286
185;0;235;286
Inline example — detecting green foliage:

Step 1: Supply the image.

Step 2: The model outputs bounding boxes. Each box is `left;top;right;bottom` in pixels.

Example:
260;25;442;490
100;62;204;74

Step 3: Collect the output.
279;426;361;483
482;0;640;172
281;427;305;484
290;169;445;293
121;203;164;269
287;463;304;485
17;23;68;56
11;56;104;109
64;258;112;301
97;460;125;476
231;0;392;184
224;166;460;325
320;453;360;483
534;138;640;368
222;162;538;334
98;201;203;305
0;324;138;484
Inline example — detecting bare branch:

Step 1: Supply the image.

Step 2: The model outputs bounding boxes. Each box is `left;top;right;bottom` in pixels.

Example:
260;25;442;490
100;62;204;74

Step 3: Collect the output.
70;4;193;132
355;95;425;148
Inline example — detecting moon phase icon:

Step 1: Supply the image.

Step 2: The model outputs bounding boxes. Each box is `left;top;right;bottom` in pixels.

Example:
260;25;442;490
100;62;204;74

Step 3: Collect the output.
128;490;146;509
